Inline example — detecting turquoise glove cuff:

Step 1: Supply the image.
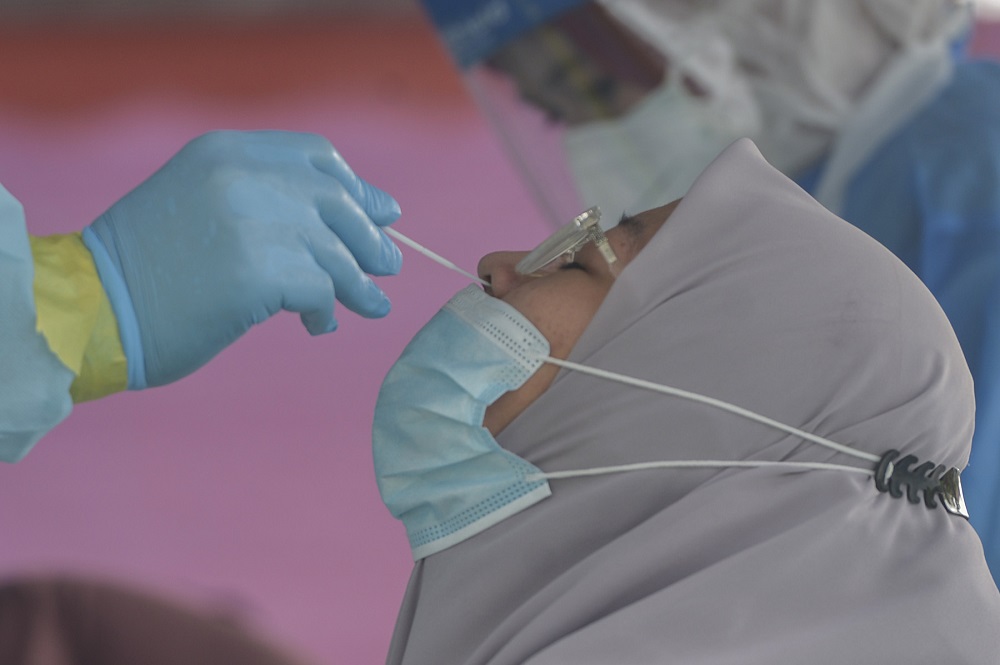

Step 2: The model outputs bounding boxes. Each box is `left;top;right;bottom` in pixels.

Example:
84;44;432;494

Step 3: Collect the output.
82;226;147;390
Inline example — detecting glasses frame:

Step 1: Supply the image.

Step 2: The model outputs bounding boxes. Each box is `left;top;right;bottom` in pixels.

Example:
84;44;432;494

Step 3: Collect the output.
515;206;618;276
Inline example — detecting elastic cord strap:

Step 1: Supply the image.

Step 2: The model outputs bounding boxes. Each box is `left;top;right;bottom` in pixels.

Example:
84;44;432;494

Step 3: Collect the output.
543;356;881;464
81;227;147;390
526;459;874;483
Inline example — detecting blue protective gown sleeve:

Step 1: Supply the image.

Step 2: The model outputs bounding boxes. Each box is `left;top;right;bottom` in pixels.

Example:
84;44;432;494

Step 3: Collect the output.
0;184;76;462
830;60;1000;579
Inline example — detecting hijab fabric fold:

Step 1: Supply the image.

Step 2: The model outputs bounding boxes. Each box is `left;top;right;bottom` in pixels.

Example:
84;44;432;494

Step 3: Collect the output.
386;139;1000;665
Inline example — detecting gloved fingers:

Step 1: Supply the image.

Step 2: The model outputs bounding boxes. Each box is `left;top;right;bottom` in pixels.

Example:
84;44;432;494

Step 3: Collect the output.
183;130;325;170
316;193;403;277
279;267;340;335
307;143;403;226
307;227;392;319
353;177;403;227
237;129;335;157
239;130;402;225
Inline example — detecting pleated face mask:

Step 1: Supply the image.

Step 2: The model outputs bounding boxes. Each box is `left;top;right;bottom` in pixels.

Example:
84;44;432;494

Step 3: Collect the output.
372;285;552;561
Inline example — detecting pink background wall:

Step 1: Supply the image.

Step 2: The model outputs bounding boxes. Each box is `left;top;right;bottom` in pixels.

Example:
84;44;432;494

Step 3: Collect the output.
1;15;998;665
0;17;552;663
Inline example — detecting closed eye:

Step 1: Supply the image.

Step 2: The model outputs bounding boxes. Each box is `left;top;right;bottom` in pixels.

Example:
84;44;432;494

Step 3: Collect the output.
559;261;586;271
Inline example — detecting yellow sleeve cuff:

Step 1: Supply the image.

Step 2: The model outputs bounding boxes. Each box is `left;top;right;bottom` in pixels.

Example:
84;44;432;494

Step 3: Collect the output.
29;232;128;403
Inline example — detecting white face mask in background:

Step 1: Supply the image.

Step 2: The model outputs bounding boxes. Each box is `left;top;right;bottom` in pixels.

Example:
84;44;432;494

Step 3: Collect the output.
563;2;761;218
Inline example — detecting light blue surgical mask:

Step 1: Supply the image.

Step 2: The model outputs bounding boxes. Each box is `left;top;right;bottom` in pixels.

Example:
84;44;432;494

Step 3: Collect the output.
372;285;553;560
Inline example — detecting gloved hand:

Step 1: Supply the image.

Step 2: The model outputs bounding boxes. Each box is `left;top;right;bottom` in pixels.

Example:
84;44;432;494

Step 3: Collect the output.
82;130;403;389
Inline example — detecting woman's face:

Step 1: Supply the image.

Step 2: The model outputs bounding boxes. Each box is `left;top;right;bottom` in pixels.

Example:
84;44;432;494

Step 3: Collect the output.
478;200;679;435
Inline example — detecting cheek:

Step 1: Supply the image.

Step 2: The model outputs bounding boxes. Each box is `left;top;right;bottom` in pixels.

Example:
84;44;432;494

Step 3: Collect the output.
484;279;608;436
542;305;598;360
505;283;606;360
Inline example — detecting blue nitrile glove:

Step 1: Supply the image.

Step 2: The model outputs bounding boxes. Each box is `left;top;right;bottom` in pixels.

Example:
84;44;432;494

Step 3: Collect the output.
81;130;403;389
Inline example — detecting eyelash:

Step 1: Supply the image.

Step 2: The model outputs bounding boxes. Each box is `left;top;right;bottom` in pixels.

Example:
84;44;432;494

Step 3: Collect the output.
559;261;586;271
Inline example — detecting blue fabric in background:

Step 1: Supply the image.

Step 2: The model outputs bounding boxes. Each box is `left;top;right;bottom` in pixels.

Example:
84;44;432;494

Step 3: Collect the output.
419;0;588;68
803;60;1000;580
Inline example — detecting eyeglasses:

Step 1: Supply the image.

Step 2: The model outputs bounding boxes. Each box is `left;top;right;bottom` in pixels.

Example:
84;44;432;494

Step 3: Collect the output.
515;206;618;276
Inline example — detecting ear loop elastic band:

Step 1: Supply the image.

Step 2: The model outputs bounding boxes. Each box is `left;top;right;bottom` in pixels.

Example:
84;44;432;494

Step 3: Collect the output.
522;358;969;518
529;459;874;481
523;356;882;483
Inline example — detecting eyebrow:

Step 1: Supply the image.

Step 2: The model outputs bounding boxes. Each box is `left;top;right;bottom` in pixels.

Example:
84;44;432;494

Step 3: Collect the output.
617;212;647;257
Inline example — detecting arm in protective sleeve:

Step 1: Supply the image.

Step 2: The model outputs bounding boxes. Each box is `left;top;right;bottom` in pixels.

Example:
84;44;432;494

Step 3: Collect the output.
0;185;75;462
0;183;127;463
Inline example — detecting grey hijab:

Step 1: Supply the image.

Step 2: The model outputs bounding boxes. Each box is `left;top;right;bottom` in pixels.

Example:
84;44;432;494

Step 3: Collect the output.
385;139;1000;664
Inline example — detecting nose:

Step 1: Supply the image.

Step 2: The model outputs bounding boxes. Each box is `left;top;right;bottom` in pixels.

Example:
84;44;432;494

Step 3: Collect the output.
478;250;530;298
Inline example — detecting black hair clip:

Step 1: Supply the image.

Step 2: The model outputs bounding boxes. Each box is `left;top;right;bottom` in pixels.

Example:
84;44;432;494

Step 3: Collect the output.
874;449;969;519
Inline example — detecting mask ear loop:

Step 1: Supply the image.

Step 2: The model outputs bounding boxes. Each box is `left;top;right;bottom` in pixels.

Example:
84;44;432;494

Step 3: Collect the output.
524;356;883;483
527;459;874;482
531;356;970;518
543;356;881;463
